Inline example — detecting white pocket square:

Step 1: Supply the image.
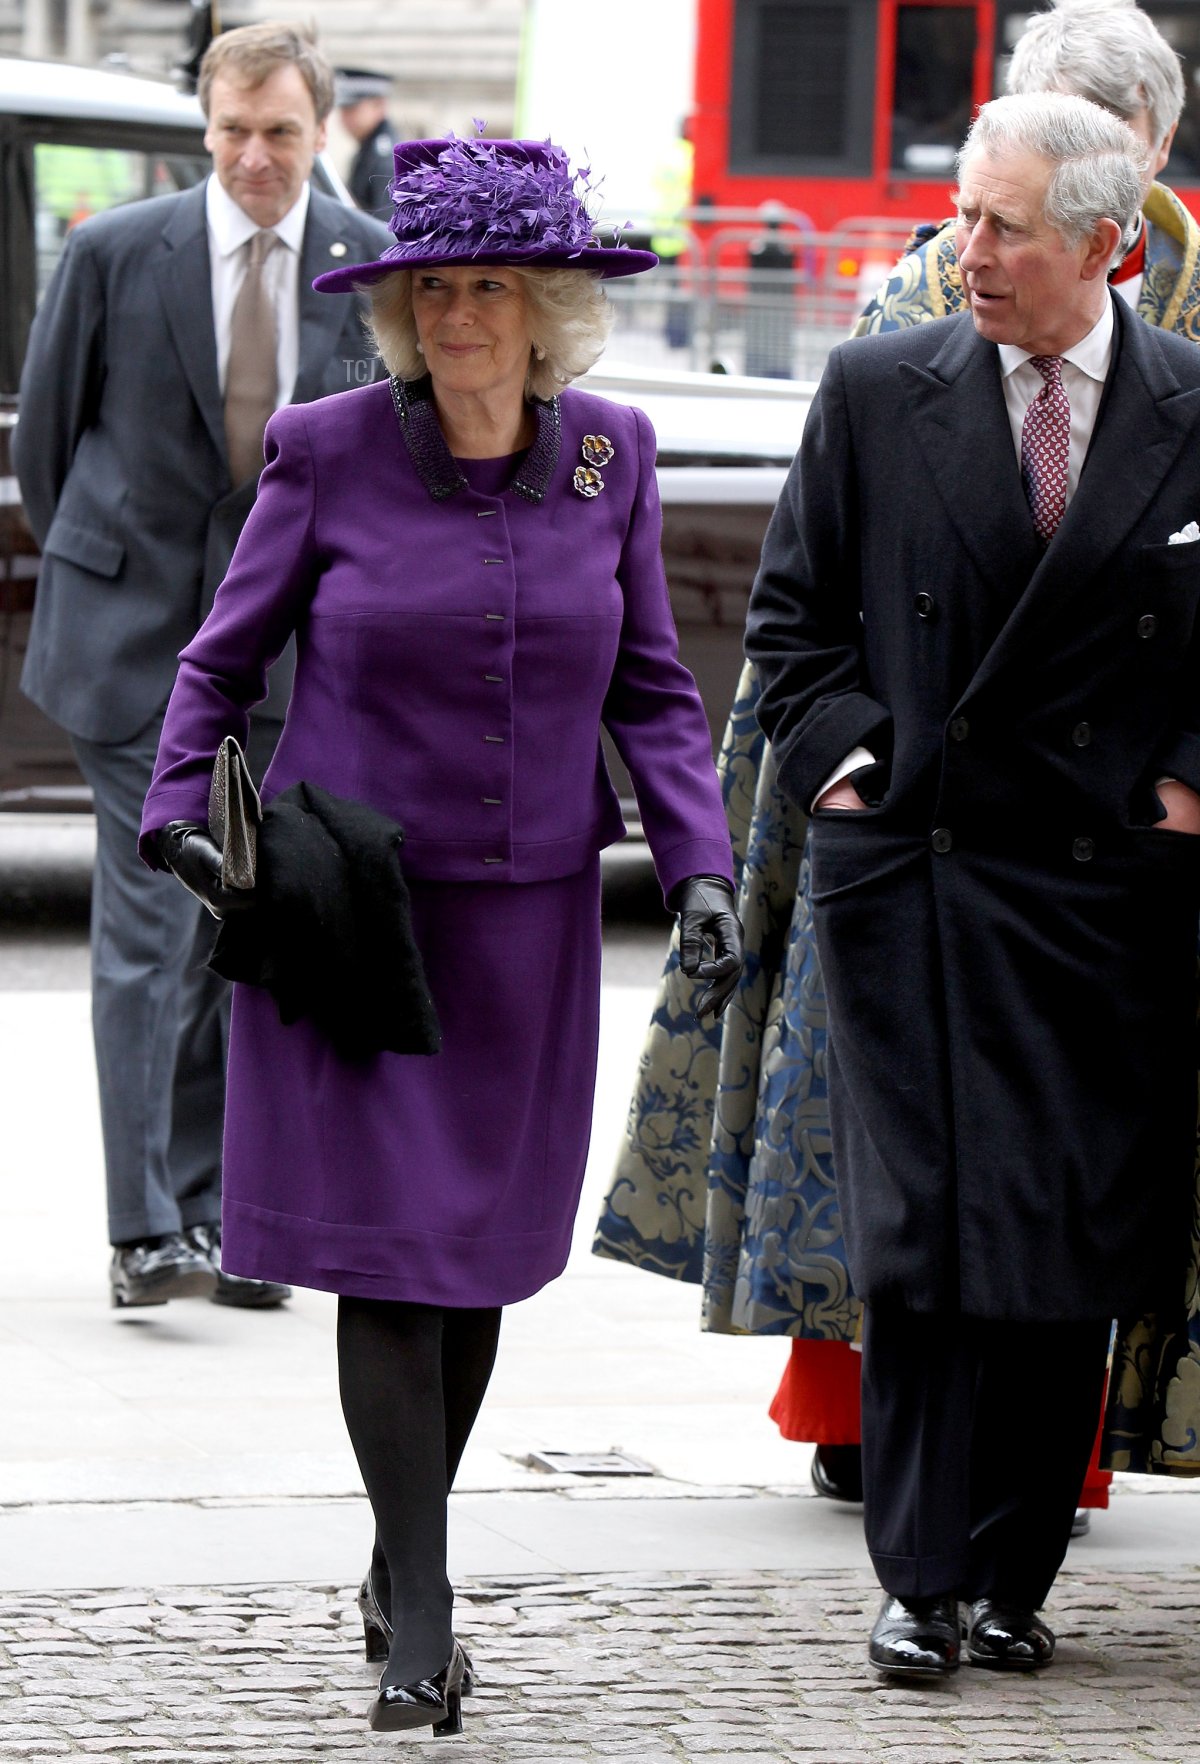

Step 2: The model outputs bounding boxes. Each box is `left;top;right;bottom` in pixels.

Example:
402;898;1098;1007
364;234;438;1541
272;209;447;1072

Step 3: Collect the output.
1168;522;1200;544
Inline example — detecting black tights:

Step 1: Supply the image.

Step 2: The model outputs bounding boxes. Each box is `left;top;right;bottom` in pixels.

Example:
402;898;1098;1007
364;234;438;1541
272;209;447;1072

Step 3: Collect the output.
337;1297;502;1684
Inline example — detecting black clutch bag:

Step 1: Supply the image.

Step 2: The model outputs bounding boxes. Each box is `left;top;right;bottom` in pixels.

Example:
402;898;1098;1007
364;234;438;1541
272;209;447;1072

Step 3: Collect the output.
208;735;262;893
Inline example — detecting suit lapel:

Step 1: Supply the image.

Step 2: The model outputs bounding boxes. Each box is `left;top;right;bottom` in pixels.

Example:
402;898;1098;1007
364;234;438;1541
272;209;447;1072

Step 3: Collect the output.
152;183;227;464
963;297;1200;701
293;192;365;404
901;317;1043;609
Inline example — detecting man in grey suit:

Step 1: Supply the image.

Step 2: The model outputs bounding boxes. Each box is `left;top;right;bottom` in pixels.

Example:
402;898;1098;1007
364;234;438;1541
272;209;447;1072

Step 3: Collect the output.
14;22;390;1309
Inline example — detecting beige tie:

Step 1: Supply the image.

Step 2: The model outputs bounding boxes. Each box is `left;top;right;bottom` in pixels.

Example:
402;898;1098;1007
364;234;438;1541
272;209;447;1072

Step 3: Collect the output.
224;229;280;485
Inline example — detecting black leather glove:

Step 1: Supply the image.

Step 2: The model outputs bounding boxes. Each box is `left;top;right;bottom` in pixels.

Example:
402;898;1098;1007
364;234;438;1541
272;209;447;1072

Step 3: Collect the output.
156;821;255;920
674;874;744;1023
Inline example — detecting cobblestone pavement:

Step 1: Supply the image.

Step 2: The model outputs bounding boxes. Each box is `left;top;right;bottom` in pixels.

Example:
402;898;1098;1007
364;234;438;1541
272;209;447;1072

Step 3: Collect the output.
3;1567;1199;1763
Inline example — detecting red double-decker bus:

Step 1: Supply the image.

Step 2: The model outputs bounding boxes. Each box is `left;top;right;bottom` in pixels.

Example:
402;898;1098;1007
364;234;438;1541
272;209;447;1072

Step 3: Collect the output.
690;0;1200;230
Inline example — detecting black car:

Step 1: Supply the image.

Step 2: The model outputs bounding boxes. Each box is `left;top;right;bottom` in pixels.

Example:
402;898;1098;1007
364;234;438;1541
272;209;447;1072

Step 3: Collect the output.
0;56;356;809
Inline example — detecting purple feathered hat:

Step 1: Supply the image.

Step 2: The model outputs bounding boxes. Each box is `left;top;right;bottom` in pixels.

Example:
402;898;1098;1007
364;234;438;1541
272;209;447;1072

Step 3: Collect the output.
313;133;658;293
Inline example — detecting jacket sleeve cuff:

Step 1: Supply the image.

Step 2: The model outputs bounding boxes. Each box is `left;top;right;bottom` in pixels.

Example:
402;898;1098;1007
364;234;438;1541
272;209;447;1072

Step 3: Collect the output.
651;838;737;912
772;693;892;813
139;788;212;869
811;746;877;810
1154;732;1200;797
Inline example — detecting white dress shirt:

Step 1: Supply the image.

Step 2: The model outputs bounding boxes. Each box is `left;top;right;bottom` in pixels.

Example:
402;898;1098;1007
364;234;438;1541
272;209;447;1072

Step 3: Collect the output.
815;296;1116;808
206;173;310;408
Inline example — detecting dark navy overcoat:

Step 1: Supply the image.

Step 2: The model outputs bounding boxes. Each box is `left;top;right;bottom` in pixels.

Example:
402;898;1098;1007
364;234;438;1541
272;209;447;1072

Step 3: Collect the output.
140;378;734;1305
747;297;1200;1323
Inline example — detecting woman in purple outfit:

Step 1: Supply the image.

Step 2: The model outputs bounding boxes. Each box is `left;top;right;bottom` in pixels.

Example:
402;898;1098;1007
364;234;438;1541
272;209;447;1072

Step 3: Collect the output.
139;133;741;1738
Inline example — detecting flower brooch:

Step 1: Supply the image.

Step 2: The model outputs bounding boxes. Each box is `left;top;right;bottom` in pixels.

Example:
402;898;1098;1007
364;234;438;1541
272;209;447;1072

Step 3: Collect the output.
573;434;614;498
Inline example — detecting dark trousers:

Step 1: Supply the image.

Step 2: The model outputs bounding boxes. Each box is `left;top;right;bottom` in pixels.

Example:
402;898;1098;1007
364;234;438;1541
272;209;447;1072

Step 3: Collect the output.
72;713;280;1245
861;1304;1110;1608
337;1299;502;1686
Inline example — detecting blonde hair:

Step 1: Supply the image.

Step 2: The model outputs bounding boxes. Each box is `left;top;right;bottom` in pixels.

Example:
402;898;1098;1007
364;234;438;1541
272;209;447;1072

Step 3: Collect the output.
198;21;335;122
365;265;615;399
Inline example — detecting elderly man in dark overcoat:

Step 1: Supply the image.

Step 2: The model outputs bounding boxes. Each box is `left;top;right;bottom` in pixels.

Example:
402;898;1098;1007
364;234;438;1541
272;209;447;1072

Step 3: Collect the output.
746;90;1200;1678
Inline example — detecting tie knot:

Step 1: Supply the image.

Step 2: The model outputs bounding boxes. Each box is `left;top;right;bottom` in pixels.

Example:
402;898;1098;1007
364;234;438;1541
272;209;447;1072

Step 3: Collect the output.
1029;354;1064;388
248;229;279;268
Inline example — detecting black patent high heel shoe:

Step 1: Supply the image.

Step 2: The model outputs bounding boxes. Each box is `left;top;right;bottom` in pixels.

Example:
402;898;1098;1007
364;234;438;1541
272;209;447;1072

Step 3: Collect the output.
357;1575;475;1692
368;1639;467;1736
357;1574;391;1663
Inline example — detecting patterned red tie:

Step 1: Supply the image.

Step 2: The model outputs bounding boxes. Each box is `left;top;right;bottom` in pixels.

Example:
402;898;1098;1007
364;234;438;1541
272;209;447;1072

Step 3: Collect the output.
1020;355;1070;543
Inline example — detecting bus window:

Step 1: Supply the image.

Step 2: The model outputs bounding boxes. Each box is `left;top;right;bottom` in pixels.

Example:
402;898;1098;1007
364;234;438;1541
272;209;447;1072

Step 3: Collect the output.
891;3;978;175
729;0;879;174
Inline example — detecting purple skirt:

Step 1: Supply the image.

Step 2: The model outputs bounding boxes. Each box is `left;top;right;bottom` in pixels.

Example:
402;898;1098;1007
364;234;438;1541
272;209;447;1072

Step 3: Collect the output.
220;860;602;1306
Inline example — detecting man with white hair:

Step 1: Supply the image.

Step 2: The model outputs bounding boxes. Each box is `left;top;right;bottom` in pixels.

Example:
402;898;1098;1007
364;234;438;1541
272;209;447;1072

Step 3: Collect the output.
860;0;1194;334
746;92;1200;1679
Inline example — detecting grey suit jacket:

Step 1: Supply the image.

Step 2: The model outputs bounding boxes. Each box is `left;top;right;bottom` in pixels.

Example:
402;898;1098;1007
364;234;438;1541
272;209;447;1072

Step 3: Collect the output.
14;179;391;743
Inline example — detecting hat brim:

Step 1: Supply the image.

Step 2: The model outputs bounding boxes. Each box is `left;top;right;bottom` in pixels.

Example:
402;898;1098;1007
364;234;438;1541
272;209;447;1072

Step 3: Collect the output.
313;242;659;294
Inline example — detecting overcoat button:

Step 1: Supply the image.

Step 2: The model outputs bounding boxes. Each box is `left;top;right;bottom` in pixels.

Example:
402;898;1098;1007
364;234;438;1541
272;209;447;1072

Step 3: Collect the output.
1137;613;1158;639
915;592;936;620
931;827;953;853
1071;721;1092;747
949;717;970;742
1072;836;1095;862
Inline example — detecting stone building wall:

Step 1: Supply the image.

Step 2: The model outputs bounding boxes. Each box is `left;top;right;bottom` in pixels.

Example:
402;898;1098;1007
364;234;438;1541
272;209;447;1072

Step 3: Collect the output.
5;1;523;140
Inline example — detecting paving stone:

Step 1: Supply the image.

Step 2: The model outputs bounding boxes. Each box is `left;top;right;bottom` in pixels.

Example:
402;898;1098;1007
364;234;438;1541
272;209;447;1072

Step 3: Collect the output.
3;1568;1200;1761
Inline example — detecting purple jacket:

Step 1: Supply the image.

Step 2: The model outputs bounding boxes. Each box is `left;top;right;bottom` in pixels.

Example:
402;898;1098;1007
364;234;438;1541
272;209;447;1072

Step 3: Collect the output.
141;377;733;900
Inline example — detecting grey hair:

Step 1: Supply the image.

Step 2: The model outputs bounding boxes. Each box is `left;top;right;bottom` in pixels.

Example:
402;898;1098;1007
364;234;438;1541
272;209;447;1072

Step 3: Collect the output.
1007;0;1185;146
364;265;614;399
958;92;1147;251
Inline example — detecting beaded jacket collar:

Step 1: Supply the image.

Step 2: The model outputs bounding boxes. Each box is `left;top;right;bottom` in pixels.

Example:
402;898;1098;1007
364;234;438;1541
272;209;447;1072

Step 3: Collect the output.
388;375;563;504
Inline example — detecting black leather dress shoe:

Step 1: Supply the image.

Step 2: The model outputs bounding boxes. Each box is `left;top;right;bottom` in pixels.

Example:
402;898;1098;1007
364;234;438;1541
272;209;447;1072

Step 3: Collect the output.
868;1594;961;1678
110;1234;218;1308
966;1600;1055;1670
368;1640;467;1735
185;1223;291;1309
810;1444;864;1503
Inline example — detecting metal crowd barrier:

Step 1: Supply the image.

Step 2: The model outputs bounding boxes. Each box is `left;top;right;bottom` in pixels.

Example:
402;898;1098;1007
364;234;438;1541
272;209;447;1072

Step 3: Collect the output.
602;209;927;380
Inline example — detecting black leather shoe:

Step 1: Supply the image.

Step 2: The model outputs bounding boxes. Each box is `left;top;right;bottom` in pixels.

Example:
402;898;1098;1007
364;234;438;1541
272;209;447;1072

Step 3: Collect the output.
810;1444;864;1503
868;1594;961;1678
184;1223;291;1309
966;1600;1055;1670
368;1639;467;1735
110;1234;218;1308
357;1573;474;1693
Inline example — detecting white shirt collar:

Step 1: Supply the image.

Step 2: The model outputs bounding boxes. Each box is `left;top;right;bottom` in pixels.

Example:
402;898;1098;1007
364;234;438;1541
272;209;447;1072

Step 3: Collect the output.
205;172;310;256
997;294;1115;384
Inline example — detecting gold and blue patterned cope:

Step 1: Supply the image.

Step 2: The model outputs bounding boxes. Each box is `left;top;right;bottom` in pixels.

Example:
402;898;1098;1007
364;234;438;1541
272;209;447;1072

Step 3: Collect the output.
592;658;857;1339
593;181;1200;1475
854;181;1200;342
